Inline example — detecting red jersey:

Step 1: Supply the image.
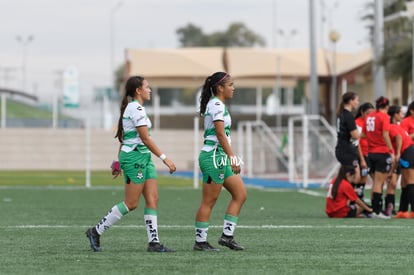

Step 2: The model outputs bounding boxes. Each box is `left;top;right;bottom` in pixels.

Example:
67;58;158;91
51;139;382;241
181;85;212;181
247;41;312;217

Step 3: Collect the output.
325;178;358;218
363;110;391;153
400;116;414;135
355;117;368;156
389;124;411;154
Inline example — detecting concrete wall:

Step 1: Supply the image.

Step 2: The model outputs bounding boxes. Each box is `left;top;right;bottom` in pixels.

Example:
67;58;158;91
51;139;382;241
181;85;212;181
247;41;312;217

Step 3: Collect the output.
0;129;204;171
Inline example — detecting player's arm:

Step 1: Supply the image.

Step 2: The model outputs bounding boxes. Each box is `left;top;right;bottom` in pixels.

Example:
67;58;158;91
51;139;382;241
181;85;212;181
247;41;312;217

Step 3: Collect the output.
111;144;122;179
214;120;240;174
350;128;360;140
355;198;372;212
357;143;367;169
137;126;176;174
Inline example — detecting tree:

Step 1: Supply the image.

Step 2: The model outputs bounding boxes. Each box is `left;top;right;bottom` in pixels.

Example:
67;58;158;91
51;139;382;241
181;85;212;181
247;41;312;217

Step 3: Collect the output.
362;0;412;104
176;22;266;47
176;23;206;47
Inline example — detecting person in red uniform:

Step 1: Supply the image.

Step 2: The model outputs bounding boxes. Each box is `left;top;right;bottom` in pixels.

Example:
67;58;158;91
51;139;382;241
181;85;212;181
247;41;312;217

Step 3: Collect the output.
386;105;405;216
354;102;374;200
362;96;394;218
400;101;414;140
388;105;414;218
326;165;373;218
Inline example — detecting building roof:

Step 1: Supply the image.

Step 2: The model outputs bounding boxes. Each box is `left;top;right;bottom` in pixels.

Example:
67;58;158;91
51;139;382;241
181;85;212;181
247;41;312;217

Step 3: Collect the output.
125;47;372;88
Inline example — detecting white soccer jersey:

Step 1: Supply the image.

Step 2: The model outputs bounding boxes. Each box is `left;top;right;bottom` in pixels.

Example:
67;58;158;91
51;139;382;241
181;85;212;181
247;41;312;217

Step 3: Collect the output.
120;100;152;153
201;97;231;152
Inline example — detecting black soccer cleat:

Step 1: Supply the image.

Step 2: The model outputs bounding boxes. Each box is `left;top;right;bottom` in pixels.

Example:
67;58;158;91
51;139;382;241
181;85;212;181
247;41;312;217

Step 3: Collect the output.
85;227;102;252
193;241;220;252
147;242;176;252
218;235;244;250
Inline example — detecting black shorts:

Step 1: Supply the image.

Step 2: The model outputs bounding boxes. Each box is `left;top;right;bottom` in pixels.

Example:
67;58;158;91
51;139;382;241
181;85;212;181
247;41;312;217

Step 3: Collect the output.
345;204;357;218
368;153;392;173
335;149;359;167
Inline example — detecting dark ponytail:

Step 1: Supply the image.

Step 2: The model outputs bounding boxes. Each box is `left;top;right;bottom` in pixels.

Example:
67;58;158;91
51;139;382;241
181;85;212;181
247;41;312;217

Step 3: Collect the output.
388;105;401;124
331;165;356;199
199;72;230;116
336;91;357;116
375;96;390;110
405;101;414;118
115;76;145;143
355;102;374;119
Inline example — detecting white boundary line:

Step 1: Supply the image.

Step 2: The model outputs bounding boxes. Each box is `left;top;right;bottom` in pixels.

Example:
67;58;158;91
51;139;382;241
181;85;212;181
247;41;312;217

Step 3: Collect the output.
0;224;410;229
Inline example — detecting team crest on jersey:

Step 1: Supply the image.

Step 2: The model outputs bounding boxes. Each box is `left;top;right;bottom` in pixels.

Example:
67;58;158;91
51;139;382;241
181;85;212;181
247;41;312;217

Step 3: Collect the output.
136;171;143;179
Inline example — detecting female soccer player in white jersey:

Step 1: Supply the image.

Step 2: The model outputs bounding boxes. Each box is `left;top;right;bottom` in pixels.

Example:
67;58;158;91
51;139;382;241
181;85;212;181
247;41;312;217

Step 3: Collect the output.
193;72;247;251
86;76;176;252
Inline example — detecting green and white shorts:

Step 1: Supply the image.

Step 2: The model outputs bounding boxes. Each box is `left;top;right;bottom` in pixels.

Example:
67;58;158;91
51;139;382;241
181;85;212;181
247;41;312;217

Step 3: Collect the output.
198;148;235;184
119;150;157;184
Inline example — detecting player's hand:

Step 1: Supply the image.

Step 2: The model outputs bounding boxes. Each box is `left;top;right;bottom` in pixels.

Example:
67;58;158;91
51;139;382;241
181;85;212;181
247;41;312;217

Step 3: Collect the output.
163;158;176;174
111;160;122;179
229;155;241;174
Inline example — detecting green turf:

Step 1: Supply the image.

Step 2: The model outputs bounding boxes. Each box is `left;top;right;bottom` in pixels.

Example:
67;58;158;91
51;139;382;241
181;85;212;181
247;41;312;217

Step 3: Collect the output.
0;172;411;275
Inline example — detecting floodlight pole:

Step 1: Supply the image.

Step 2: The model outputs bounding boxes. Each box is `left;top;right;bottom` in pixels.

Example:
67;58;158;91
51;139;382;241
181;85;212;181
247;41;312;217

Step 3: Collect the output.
16;35;34;93
309;0;319;115
373;0;385;98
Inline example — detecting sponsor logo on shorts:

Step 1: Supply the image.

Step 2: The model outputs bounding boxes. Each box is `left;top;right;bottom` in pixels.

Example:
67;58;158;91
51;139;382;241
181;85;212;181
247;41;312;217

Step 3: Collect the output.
211;150;244;169
137;171;143;179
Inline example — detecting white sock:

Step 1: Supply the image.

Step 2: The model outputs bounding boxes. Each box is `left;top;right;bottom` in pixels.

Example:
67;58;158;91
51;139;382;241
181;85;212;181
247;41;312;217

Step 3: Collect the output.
95;202;129;235
144;208;159;243
223;214;238;237
195;221;209;243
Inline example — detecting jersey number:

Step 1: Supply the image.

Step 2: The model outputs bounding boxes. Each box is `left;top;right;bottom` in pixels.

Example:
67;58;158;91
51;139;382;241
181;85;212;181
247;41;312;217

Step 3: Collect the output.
366;117;376;132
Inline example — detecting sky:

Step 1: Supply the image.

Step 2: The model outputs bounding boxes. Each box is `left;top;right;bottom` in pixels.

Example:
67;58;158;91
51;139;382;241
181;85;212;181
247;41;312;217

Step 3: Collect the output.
0;0;372;105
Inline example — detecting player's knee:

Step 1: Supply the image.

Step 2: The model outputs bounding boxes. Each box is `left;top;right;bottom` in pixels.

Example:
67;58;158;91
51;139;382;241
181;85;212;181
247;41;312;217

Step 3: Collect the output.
125;200;139;210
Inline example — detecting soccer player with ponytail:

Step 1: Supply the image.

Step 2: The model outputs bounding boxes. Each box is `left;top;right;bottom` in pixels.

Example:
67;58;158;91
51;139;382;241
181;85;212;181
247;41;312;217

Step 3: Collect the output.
388;105;414;218
326;165;373;218
363;96;394;218
194;72;247;251
86;76;176;252
354;102;374;201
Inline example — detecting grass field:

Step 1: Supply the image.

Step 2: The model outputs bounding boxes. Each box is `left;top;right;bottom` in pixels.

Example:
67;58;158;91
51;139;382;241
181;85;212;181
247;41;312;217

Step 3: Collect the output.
0;171;412;275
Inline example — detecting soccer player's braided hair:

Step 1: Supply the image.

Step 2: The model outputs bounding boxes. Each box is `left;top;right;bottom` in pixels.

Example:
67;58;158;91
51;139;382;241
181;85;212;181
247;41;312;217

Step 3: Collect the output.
331;165;355;199
115;76;145;143
199;72;229;116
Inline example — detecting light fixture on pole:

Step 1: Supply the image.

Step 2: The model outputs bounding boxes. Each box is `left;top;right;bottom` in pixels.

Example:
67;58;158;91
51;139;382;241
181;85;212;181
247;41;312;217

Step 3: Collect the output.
277;29;297;48
110;1;123;92
16;35;34;92
329;29;340;125
320;0;339;50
